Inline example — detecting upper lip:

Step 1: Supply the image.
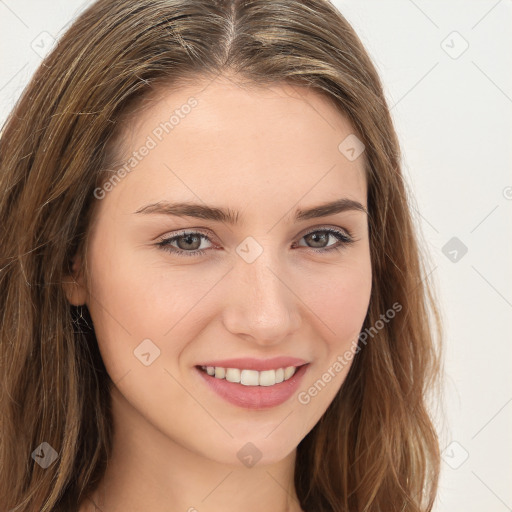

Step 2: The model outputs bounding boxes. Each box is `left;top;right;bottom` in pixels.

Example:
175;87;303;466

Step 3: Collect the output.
196;356;308;372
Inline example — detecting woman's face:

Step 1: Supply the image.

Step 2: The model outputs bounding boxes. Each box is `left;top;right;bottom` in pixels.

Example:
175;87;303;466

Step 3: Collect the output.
69;76;372;467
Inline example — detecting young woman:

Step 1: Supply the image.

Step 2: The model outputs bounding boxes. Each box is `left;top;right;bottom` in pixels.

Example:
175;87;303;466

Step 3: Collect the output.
0;1;443;511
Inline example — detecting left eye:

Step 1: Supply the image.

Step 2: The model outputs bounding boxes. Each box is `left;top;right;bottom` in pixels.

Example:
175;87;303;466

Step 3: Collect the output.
156;227;355;257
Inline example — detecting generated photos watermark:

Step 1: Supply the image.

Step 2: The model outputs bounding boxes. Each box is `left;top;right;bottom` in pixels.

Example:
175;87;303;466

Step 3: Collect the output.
93;96;198;200
297;301;402;405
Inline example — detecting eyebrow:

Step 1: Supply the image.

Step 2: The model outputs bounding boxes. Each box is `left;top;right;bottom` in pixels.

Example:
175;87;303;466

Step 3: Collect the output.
133;198;367;224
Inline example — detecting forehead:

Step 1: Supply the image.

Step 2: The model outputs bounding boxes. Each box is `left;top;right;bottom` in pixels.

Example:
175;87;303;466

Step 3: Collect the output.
98;76;367;220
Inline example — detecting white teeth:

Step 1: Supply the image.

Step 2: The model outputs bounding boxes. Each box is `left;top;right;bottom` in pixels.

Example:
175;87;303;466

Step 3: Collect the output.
258;370;276;387
284;366;296;380
241;369;259;386
214;367;226;379
225;368;241;383
200;365;299;386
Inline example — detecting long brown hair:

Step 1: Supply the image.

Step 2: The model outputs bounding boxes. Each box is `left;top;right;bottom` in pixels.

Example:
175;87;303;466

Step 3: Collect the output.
0;0;444;510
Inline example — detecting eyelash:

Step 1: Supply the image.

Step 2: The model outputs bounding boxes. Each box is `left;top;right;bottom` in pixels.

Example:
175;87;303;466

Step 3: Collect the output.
156;227;355;258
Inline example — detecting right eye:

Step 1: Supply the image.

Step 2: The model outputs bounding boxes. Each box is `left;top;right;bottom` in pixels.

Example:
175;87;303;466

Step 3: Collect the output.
156;231;214;257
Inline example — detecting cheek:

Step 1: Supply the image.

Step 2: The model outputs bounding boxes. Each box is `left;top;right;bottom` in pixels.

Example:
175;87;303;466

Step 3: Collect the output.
330;270;371;345
85;238;219;375
292;253;371;420
301;251;372;350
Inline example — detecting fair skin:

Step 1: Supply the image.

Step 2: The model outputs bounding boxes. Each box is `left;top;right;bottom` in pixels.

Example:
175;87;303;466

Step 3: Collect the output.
66;75;372;512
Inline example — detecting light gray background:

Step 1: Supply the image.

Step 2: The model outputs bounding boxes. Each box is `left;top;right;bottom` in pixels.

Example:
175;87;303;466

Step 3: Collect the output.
1;1;511;510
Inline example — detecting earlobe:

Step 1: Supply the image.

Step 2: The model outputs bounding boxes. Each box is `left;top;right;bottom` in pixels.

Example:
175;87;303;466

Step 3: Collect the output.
62;254;88;306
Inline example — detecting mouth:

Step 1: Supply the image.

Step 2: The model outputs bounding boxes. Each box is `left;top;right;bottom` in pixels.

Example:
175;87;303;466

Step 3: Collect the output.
196;364;303;386
193;363;310;409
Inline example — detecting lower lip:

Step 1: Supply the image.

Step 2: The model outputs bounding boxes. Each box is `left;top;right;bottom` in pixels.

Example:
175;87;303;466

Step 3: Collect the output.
195;364;309;409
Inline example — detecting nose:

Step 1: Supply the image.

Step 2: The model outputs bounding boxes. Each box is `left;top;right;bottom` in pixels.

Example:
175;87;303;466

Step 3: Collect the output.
220;252;302;346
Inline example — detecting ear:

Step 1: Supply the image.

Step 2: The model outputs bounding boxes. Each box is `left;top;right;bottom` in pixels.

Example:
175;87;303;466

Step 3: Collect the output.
62;253;88;306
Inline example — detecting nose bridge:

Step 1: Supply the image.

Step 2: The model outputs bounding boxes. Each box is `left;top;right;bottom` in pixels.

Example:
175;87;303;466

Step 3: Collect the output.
222;240;301;343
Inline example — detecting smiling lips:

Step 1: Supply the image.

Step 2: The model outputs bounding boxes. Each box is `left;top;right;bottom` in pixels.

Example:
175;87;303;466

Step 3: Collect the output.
194;356;310;409
199;364;298;386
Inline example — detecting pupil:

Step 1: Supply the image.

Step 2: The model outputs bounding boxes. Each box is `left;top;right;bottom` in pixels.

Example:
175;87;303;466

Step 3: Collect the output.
182;234;199;249
309;233;327;247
